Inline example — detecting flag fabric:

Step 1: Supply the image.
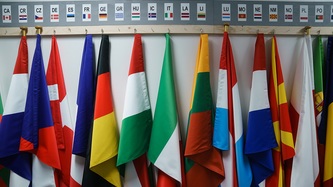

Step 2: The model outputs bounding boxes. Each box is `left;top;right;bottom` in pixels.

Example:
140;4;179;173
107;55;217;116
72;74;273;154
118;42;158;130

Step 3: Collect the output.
46;35;74;187
82;35;121;187
244;33;277;186
148;33;183;186
0;35;31;187
213;31;252;187
184;34;225;187
70;34;95;187
288;35;320;187
117;34;153;187
322;37;333;187
0;93;10;187
266;36;295;187
313;36;325;186
19;34;61;187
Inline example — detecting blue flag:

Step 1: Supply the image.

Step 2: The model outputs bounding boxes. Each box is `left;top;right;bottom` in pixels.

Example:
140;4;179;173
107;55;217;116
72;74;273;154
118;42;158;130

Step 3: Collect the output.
72;34;95;157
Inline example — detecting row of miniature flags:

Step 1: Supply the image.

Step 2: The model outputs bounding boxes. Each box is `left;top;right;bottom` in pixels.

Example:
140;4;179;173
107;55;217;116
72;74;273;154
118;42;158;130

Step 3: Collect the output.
3;3;333;24
0;32;332;187
1;3;206;23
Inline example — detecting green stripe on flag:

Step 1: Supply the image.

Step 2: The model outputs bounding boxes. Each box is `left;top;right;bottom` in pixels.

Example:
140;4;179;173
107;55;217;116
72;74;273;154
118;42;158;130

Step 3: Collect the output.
117;109;152;165
191;72;213;113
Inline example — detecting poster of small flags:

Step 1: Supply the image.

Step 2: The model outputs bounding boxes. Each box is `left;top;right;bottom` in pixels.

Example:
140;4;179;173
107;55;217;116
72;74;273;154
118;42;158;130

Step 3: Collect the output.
1;1;333;27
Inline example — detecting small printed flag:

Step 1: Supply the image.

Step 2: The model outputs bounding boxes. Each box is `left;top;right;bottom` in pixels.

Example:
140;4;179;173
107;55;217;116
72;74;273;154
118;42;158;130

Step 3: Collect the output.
165;13;173;18
51;14;59;20
222;13;230;20
19;15;27;20
83;14;91;19
35;15;43;20
70;34;95;187
316;15;323;21
99;14;107;19
244;33;277;186
184;34;225;187
148;13;156;18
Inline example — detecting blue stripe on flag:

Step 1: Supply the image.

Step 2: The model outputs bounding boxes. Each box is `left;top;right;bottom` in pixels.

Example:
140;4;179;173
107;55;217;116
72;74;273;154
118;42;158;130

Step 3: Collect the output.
235;135;252;187
213;107;229;150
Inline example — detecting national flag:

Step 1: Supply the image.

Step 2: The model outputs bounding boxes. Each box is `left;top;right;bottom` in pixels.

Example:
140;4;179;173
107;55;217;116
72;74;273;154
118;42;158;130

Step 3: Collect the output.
71;34;95;187
99;14;107;19
117;34;153;187
148;13;156;18
316;15;323;20
265;36;295;187
82;35;121;187
300;17;308;20
46;35;74;187
238;14;246;18
184;34;225;187
165;12;173;18
2;15;11;21
270;14;278;19
254;14;262;19
0;36;31;187
285;15;292;19
51;14;59;20
322;37;333;186
67;14;74;18
213;32;252;187
222;13;230;19
288;35;320;187
244;33;277;186
115;13;124;19
19;34;60;186
35;15;43;20
83;14;91;19
0;92;10;186
197;13;205;18
314;36;325;185
148;33;184;187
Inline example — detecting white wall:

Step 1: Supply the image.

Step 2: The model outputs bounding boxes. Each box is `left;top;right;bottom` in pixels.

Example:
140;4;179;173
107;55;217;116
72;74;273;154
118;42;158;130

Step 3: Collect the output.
0;34;313;139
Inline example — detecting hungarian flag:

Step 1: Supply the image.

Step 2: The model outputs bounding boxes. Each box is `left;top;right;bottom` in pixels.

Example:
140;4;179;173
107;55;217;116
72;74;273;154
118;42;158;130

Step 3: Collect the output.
46;35;74;187
117;34;153;186
244;33;277;186
322;37;333;186
213;32;252;187
184;34;225;187
266;36;295;187
19;34;61;186
288;35;320;187
0;36;31;187
148;33;184;186
71;34;95;187
82;35;121;187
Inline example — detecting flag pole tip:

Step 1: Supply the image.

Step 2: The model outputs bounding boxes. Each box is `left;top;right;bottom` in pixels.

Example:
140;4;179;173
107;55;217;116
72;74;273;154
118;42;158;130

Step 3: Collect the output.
20;26;28;36
304;26;311;35
224;23;229;33
35;26;43;35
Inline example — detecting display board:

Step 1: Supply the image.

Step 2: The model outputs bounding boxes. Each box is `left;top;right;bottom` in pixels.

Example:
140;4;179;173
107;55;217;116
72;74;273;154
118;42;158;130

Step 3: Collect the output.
1;1;333;27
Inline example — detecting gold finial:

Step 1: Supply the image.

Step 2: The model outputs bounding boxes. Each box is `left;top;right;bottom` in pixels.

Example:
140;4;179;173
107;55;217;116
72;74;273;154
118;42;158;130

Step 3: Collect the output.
20;26;28;36
35;25;43;35
304;26;311;35
224;23;229;33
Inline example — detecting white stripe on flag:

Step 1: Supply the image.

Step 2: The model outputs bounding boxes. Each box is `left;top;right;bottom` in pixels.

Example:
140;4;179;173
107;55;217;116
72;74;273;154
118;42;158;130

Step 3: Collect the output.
60;96;73;129
3;74;28;115
249;70;270;111
221;133;235;187
70;155;85;185
122;72;150;119
124;161;141;187
233;83;243;141
32;155;56;187
9;171;30;187
154;123;182;182
216;69;228;109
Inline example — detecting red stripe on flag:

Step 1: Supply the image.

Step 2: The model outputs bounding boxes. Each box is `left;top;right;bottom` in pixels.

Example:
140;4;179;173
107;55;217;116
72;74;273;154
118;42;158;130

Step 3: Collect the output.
133;154;150;187
156;169;177;187
94;72;114;119
128;34;145;75
13;36;28;74
253;34;266;71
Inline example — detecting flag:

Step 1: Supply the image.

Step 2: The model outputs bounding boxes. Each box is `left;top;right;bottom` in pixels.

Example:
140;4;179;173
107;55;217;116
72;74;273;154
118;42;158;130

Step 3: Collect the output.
0;93;10;187
244;33;277;186
313;36;325;186
117;34;153;187
148;33;184;186
213;32;252;187
70;34;95;187
184;34;225;187
82;35;121;187
46;35;74;187
19;34;61;187
288;35;320;187
0;36;31;187
266;36;295;187
322;37;333;186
